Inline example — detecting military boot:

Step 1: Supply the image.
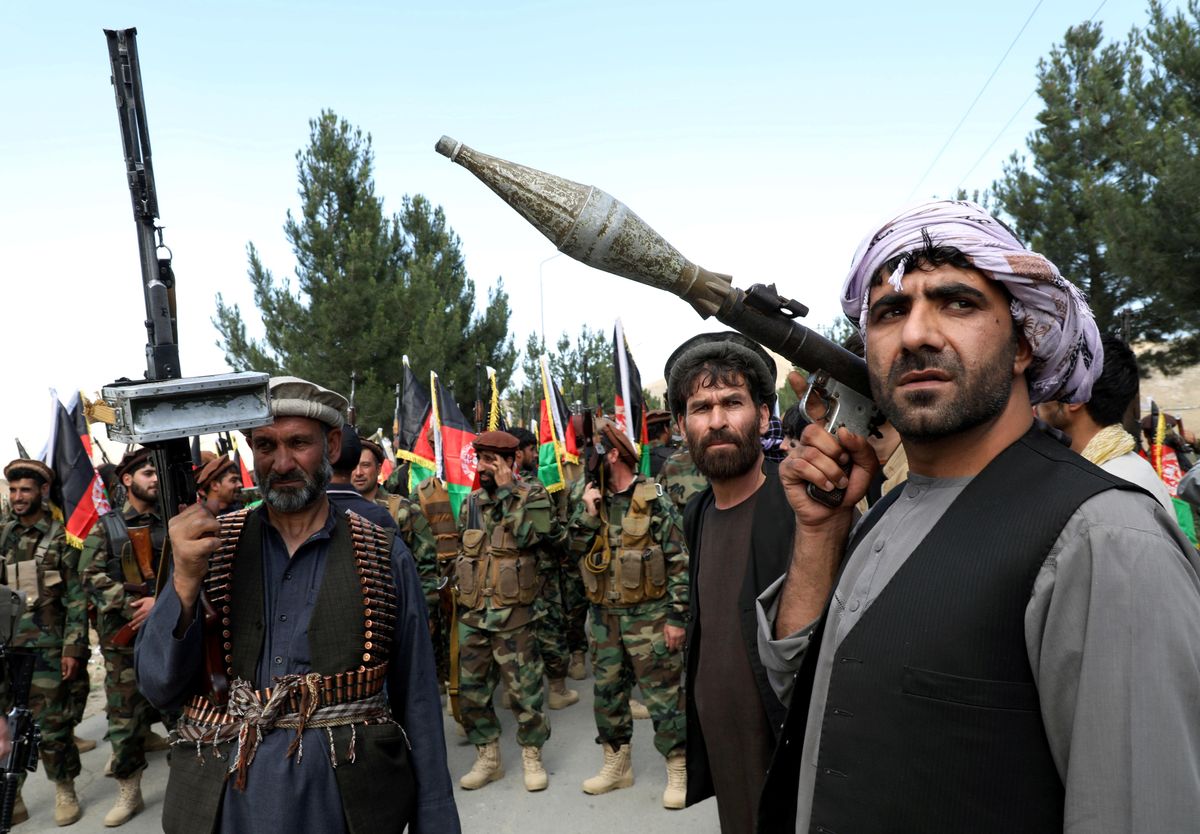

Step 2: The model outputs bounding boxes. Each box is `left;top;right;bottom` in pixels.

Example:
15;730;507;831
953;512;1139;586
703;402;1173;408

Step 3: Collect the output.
662;752;687;809
629;698;651;720
546;678;579;709
567;650;587;680
581;743;634;794
103;771;144;827
521;745;549;791
54;779;82;826
459;740;504;790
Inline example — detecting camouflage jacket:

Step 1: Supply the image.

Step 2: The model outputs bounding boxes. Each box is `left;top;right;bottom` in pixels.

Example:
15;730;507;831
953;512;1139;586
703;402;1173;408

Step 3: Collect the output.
655;446;708;515
77;503;165;646
382;492;440;610
456;479;566;630
0;514;88;657
566;475;690;627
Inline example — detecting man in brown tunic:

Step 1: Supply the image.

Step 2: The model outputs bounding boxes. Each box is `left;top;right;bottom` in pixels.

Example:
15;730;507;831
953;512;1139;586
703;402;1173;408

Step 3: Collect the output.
668;333;793;833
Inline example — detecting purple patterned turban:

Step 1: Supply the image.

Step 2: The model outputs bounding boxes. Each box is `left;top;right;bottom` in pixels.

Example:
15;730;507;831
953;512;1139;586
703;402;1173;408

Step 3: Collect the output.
840;200;1102;404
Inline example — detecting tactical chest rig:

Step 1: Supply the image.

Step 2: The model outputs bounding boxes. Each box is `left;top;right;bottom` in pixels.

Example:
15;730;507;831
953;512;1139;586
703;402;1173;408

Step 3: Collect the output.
455;485;540;609
167;507;417;834
0;518;63;613
580;481;668;606
416;477;460;567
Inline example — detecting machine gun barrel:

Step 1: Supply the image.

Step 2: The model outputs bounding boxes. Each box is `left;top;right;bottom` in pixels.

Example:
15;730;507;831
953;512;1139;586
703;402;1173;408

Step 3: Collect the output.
433;136;870;398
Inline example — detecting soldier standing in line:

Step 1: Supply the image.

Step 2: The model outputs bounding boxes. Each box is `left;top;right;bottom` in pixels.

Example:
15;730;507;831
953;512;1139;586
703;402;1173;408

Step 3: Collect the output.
76;448;169;827
455;431;567;792
656;445;708;515
194;454;243;516
645;409;677;478
1;459;90;827
508;429;579;711
559;415;592;680
566;421;689;808
353;437;387;502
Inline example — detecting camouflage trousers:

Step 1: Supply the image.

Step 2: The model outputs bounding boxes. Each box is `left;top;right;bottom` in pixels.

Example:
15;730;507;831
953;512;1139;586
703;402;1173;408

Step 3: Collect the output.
101;647;154;778
559;564;589;655
27;648;88;783
536;571;571;680
590;604;685;758
458;620;549;748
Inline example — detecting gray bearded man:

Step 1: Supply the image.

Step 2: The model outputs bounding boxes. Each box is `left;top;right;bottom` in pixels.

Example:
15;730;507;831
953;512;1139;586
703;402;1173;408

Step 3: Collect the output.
756;201;1200;832
135;376;459;834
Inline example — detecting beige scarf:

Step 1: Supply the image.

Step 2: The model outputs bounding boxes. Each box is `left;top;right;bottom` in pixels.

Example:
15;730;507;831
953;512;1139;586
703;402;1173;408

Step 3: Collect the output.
1080;424;1136;467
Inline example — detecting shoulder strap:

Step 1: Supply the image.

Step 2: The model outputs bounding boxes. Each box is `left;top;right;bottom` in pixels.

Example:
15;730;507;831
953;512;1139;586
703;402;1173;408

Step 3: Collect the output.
467;494;482;531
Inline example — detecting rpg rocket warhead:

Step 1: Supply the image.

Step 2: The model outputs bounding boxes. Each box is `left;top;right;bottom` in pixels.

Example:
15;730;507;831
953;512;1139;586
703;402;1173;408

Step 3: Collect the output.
434;136;733;319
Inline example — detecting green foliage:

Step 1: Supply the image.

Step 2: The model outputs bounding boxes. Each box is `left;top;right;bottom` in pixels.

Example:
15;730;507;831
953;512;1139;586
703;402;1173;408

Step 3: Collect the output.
213;110;516;430
510;325;616;425
991;3;1200;372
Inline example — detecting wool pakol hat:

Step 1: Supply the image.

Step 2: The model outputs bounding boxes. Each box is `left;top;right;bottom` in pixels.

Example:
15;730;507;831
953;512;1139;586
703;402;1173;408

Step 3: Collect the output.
194;455;236;490
664;332;777;416
4;459;54;486
473;431;520;455
268;377;348;429
115;447;154;481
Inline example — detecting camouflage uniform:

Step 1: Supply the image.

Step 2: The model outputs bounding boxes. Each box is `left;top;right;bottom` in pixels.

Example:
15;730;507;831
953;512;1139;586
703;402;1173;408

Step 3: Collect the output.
656;446;708;515
0;515;89;783
567;476;688;757
455;480;566;748
554;462;589;656
76;505;160;779
383;491;449;680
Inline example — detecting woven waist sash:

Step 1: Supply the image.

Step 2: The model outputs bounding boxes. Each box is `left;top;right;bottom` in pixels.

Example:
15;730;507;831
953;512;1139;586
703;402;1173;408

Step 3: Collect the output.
176;668;397;791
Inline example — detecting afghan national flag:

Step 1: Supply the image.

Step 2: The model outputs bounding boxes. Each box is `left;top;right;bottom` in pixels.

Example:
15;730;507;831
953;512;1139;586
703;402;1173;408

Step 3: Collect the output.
397;359;438;492
432;372;477;516
67;392;94;461
613;318;651;475
230;433;256;488
537;356;574;493
51;401;110;547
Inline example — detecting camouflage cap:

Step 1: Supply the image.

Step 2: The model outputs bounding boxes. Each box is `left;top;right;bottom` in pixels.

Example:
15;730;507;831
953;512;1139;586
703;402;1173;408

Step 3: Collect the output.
665;332;777;416
115;447;154;481
4;459;54;486
268;376;348;429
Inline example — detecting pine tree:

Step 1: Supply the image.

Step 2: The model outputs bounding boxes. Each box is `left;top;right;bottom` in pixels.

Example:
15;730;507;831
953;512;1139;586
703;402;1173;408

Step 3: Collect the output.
213;110;515;429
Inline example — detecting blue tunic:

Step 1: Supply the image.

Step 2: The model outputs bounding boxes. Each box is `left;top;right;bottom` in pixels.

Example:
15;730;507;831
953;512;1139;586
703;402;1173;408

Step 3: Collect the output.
135;505;459;833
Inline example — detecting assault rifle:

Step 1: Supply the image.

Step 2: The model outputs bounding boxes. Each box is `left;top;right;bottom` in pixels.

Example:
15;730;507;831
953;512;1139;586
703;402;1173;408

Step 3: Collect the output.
0;590;37;834
93;28;272;704
435;136;884;506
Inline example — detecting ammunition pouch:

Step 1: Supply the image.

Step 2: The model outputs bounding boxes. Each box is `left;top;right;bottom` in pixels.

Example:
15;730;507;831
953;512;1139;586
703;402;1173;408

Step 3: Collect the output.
580;482;666;606
456;489;539;610
417;478;459;563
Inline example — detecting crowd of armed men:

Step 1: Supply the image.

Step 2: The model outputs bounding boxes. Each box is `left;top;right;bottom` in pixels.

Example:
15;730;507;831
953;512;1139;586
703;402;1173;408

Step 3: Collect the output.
2;200;1198;834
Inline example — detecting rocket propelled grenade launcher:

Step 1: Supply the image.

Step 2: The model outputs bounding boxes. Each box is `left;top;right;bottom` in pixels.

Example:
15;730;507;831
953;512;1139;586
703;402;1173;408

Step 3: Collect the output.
433;136;879;447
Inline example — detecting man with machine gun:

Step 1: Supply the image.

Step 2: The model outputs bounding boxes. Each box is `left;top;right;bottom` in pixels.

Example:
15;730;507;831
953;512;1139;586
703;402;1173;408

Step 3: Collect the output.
566;418;688;809
0;460;88;827
76;447;167;826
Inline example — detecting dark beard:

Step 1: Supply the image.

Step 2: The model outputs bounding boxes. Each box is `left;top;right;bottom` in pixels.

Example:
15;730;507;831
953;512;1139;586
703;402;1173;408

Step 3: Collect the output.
871;336;1016;441
688;421;762;481
14;494;42;520
263;459;331;512
129;480;157;505
479;472;496;494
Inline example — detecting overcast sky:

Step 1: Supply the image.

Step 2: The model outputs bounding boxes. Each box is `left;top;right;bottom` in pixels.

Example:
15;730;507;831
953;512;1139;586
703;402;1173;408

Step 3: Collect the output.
1;0;1147;452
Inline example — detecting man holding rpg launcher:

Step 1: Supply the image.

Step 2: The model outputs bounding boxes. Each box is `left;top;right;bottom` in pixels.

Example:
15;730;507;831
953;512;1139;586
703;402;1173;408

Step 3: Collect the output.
756;201;1200;833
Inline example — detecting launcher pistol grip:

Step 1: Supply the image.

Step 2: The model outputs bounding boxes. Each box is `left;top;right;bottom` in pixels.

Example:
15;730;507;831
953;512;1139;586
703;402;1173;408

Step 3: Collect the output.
800;370;881;508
